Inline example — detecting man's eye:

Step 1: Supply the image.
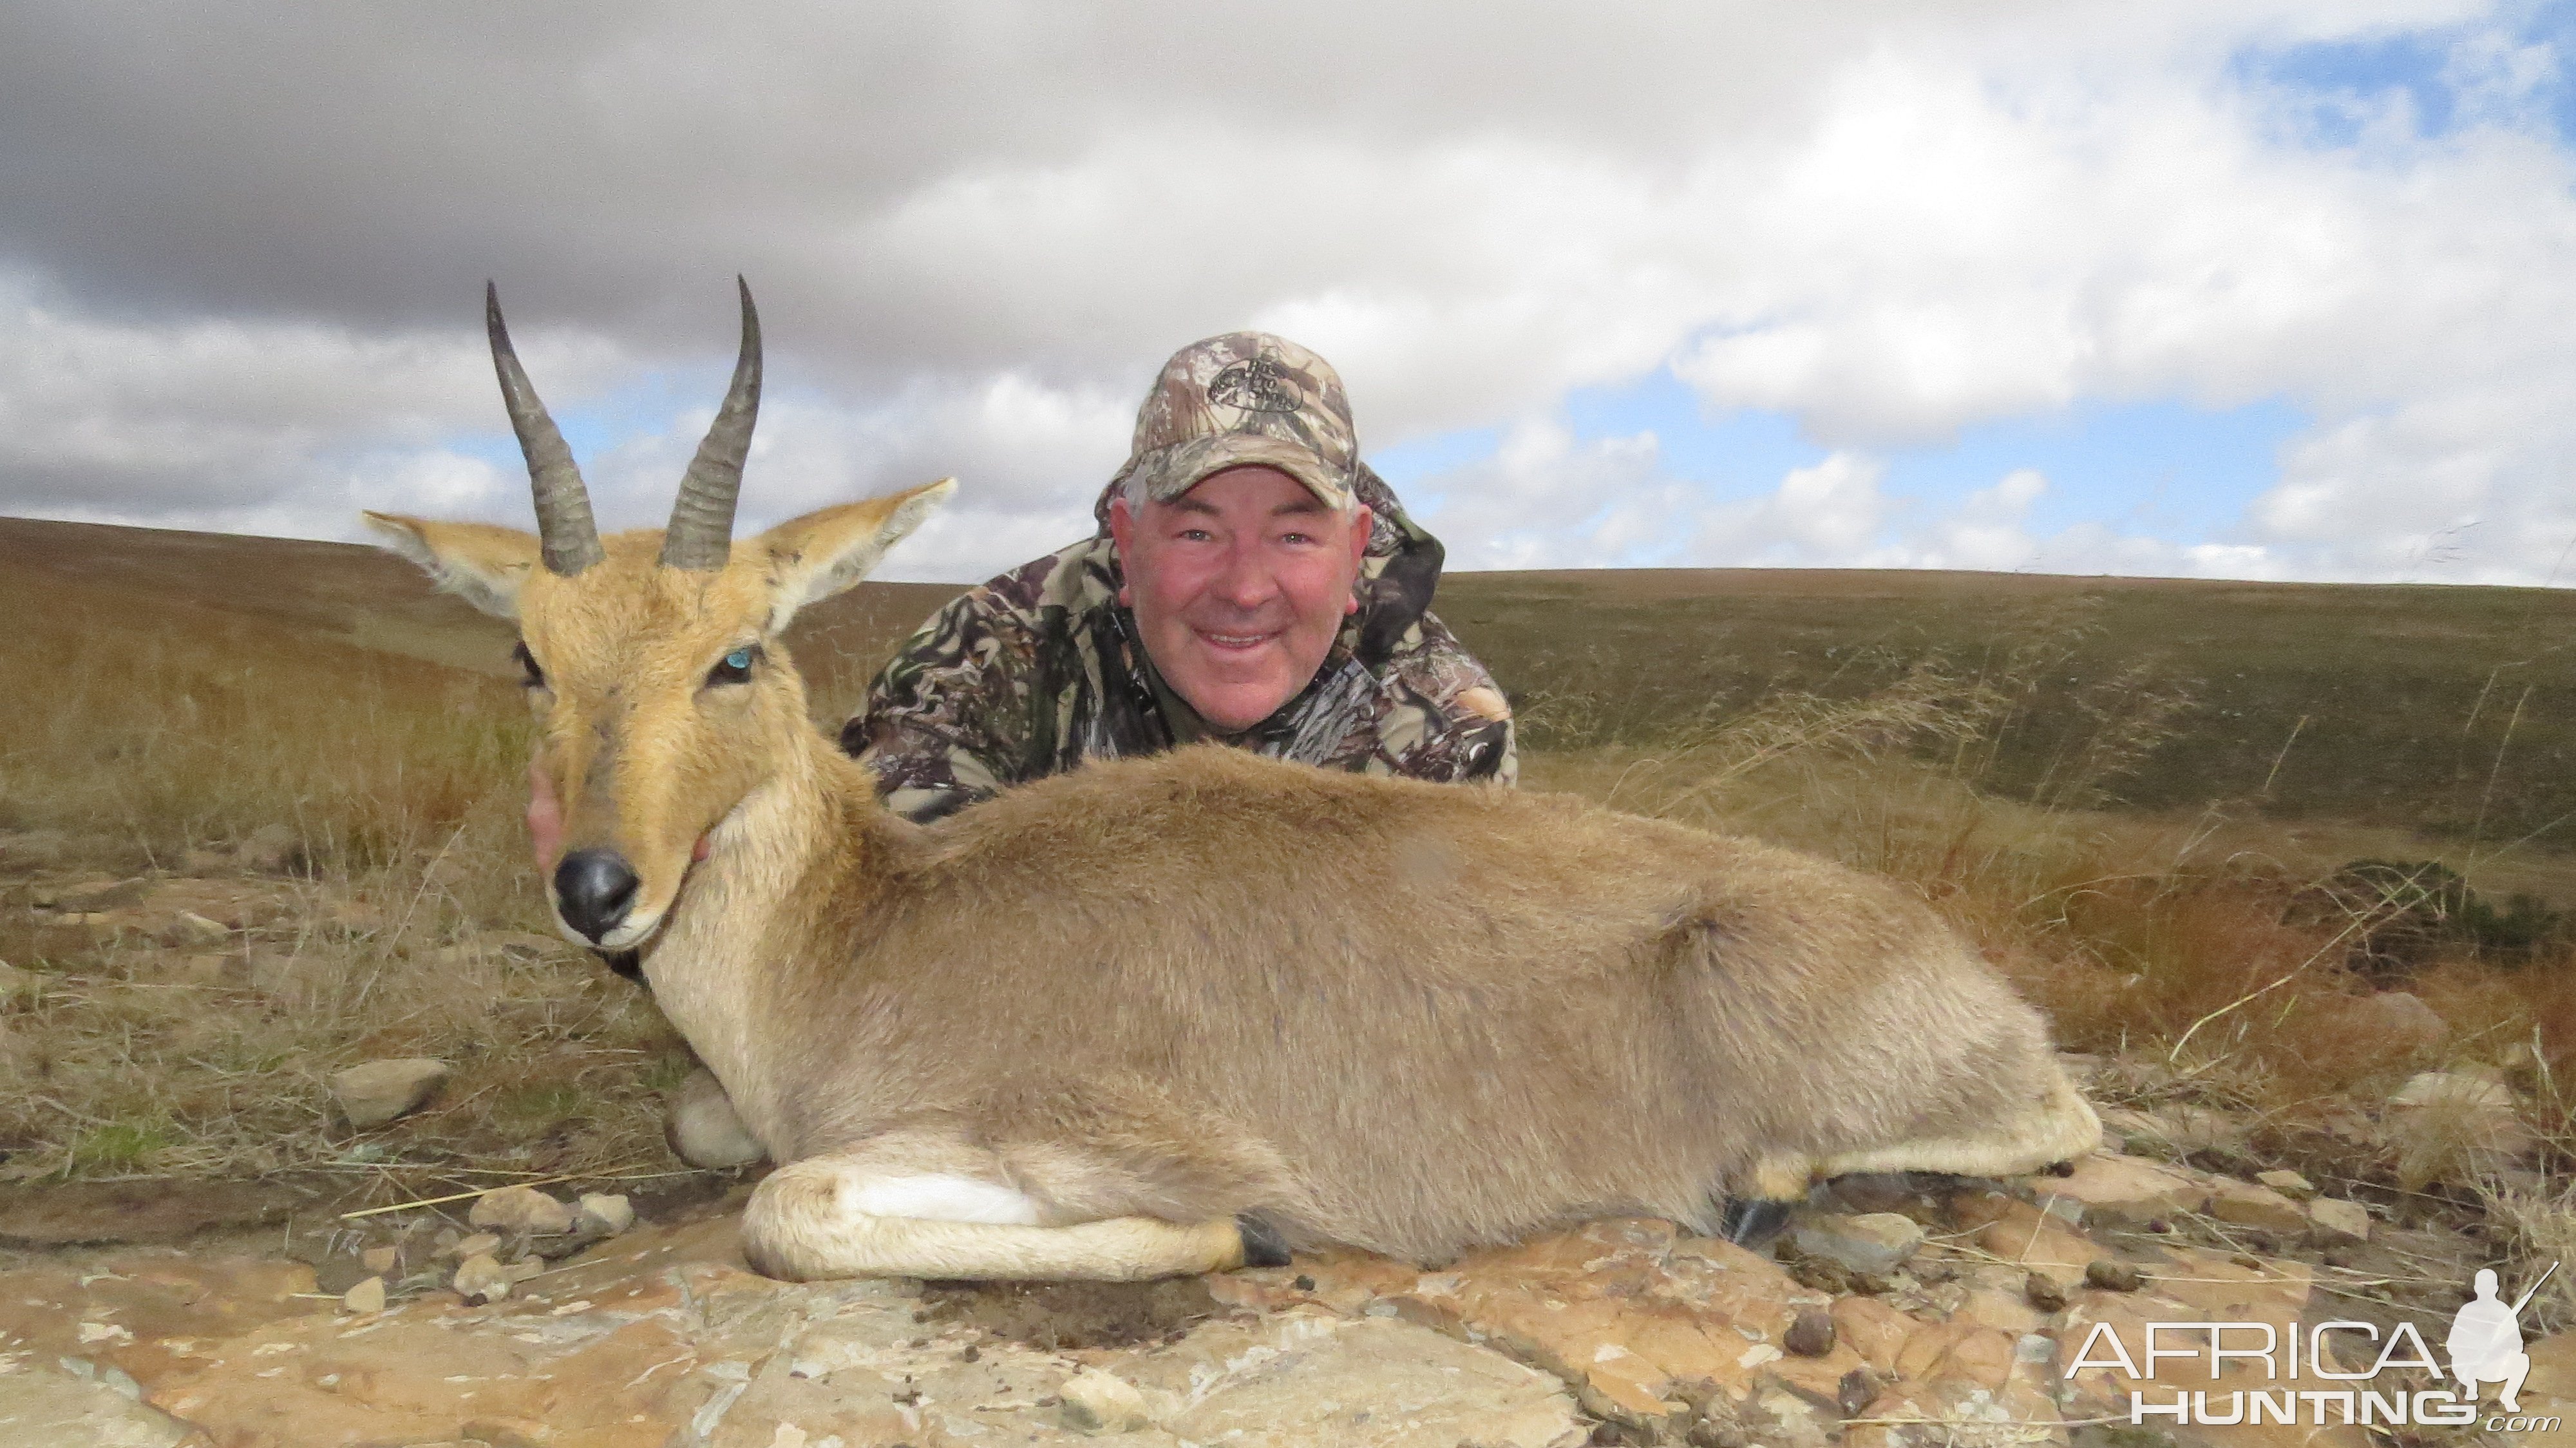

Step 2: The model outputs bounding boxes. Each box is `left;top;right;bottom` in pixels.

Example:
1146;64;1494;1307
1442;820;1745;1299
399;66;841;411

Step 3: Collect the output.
513;642;547;689
708;645;761;686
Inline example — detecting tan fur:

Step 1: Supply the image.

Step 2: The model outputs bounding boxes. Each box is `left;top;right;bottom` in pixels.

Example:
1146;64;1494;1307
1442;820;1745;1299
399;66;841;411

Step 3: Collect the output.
374;476;2099;1282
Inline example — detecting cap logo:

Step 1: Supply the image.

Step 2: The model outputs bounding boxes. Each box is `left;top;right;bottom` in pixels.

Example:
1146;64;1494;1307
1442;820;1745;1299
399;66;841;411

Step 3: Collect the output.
1207;356;1306;414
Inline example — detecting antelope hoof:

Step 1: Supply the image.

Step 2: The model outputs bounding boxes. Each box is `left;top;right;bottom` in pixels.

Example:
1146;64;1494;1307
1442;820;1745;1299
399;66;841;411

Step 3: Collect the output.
1718;1197;1794;1249
1235;1213;1292;1269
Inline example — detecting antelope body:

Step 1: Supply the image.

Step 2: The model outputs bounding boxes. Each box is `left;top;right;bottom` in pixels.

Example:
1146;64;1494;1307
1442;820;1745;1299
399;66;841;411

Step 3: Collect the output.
369;284;2099;1281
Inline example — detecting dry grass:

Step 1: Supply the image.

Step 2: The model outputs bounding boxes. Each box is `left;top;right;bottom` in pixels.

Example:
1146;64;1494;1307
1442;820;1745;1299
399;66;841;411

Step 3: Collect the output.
0;567;689;1197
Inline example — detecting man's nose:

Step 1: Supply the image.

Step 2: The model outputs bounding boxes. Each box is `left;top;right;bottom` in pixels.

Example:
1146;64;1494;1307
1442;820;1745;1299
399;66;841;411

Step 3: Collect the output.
1208;541;1279;610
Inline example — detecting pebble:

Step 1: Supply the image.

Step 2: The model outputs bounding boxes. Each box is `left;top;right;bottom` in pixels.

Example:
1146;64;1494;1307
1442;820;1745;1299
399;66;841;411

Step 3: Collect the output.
575;1192;634;1235
328;1058;450;1129
2085;1259;2143;1292
341;1276;386;1315
1058;1366;1151;1433
1783;1307;1837;1357
468;1185;575;1236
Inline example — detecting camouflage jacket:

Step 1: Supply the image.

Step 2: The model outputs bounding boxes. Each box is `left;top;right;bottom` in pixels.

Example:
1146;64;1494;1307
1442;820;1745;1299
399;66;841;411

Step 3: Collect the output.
842;466;1516;823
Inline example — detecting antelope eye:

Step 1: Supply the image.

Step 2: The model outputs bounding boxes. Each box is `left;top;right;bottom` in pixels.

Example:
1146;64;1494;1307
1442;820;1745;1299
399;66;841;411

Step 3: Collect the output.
513;642;547;689
708;645;760;686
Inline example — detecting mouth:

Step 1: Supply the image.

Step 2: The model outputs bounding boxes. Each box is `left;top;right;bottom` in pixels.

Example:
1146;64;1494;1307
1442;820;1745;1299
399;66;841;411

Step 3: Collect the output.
1191;625;1282;654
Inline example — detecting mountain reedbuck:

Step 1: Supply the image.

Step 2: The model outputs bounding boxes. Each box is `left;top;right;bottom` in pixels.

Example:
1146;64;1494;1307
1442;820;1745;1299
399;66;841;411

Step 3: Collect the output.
367;283;2101;1282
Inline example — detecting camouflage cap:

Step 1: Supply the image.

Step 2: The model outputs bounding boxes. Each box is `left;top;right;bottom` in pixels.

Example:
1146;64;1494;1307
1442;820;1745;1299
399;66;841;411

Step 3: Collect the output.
1113;332;1359;513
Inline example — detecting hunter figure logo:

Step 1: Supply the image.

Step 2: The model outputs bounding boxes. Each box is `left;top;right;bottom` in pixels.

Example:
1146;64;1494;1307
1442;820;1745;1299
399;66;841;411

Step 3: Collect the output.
1208;354;1306;414
2067;1261;2561;1433
2451;1264;2551;1415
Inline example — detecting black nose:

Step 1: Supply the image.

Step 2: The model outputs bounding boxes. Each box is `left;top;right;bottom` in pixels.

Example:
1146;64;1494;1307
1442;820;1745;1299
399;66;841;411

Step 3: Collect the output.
554;849;640;942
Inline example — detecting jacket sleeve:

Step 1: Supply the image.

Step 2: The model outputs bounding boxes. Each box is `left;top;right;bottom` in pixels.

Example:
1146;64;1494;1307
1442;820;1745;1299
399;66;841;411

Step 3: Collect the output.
839;589;1043;823
1382;610;1519;787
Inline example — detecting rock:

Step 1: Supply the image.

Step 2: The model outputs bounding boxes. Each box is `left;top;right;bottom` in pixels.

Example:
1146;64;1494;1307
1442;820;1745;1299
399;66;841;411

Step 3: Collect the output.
1790;1212;1924;1275
328;1058;448;1129
575;1192;634;1235
2253;1168;2315;1199
0;1360;197;1447
164;910;229;946
1783;1308;1836;1357
467;1185;575;1236
451;1252;513;1302
359;1245;397;1275
2204;1177;2309;1234
2084;1259;2143;1292
2034;1152;2205;1228
2307;1197;2372;1245
2387;1069;2537;1181
1058;1366;1153;1434
2023;1273;2067;1311
444;1232;500;1260
666;1067;767;1168
2358;990;2449;1053
341;1275;385;1314
238;823;303;874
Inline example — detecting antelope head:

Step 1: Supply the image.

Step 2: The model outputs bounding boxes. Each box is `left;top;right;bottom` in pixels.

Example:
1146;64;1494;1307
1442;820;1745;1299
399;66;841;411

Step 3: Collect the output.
367;281;952;949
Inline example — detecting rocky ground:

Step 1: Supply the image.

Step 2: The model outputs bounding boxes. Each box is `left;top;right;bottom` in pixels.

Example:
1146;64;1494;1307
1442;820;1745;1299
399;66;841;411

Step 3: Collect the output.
0;1091;2564;1447
4;835;2571;1446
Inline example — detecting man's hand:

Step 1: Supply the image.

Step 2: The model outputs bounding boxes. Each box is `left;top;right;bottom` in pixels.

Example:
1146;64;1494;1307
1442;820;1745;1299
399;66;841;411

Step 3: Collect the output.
527;757;565;872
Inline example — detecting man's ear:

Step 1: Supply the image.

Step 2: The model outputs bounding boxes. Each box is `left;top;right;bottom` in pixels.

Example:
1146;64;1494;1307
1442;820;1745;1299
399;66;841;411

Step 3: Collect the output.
757;477;957;631
363;512;540;619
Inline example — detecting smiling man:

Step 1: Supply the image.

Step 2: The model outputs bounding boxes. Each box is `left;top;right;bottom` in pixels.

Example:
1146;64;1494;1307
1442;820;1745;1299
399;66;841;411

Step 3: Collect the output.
846;332;1517;823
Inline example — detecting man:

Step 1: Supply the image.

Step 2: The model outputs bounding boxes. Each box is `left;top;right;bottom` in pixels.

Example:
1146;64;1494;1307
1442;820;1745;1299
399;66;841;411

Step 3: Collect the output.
844;330;1515;821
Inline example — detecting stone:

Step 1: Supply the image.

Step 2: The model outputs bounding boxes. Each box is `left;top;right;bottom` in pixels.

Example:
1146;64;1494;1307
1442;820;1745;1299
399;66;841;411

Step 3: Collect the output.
2204;1177;2309;1234
359;1245;398;1275
2253;1168;2315;1199
2024;1273;2067;1311
2307;1196;2372;1245
238;824;302;874
0;1360;197;1447
341;1275;386;1314
164;910;229;946
1783;1308;1836;1357
576;1192;635;1235
2084;1259;2143;1292
2358;990;2449;1053
443;1231;500;1260
328;1058;449;1129
451;1252;513;1302
1058;1366;1153;1433
468;1185;576;1235
2033;1152;2204;1228
2387;1069;2537;1181
1790;1212;1924;1275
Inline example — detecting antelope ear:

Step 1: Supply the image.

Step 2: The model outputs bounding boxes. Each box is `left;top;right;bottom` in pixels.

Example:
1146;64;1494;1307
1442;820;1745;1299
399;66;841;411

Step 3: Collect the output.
363;512;540;619
756;477;956;631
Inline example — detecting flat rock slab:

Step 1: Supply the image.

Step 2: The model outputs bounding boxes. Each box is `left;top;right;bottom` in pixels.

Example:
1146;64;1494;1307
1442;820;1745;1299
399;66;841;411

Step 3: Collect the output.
0;1361;197;1448
2;1214;1584;1448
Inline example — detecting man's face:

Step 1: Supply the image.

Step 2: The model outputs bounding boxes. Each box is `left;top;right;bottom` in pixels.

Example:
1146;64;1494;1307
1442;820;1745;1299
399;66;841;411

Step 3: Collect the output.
1108;465;1373;732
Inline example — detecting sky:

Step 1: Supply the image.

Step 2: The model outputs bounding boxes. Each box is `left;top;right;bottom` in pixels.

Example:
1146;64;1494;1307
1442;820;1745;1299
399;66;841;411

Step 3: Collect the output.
3;2;2573;585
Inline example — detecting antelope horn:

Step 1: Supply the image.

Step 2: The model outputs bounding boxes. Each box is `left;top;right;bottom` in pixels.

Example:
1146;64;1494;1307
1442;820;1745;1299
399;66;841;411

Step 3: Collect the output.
486;282;604;576
660;277;762;571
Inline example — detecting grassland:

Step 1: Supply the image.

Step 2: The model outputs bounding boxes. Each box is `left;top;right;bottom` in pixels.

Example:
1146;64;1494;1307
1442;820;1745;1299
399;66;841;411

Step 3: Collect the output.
5;515;2576;1294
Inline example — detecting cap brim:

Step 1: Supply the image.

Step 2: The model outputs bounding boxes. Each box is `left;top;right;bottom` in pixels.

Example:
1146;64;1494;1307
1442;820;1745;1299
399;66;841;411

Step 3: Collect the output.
1121;434;1353;511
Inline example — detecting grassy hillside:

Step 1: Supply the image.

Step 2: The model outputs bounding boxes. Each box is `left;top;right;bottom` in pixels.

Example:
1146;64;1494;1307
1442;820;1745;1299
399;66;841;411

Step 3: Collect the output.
1439;567;2576;851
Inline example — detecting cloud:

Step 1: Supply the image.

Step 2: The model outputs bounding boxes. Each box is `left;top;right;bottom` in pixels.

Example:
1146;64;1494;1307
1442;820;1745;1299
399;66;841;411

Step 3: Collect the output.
0;1;2569;586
